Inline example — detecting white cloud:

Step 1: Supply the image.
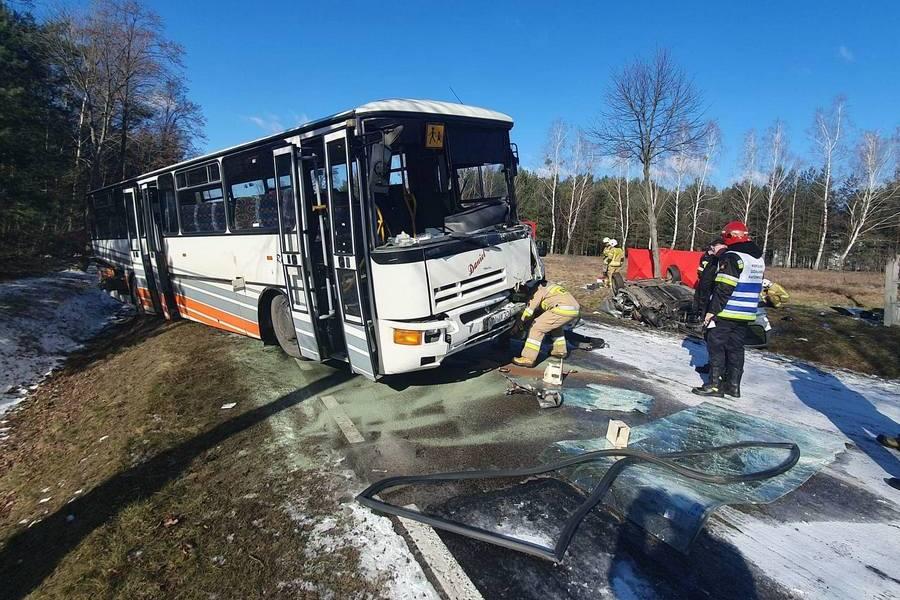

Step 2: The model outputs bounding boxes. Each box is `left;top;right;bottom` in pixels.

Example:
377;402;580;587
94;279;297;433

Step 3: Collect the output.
245;113;309;135
838;45;854;63
247;114;285;134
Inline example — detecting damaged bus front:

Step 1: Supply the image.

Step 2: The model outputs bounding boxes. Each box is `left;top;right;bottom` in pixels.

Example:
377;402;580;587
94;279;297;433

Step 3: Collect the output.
359;103;543;374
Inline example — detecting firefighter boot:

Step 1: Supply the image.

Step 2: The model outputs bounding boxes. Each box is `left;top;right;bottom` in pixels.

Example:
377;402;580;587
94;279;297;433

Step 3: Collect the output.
691;368;724;397
723;367;742;398
512;356;536;368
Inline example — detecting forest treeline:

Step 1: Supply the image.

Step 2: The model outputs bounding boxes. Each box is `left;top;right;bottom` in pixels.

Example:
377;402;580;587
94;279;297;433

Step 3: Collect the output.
0;0;203;257
2;2;897;271
516;54;899;272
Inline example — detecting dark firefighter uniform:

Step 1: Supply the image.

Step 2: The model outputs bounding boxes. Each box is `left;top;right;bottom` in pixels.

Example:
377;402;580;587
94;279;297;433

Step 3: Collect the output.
692;230;765;398
513;283;580;367
694;244;726;316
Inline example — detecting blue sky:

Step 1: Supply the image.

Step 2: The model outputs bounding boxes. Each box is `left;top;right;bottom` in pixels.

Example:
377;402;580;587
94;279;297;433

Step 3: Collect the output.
130;1;900;183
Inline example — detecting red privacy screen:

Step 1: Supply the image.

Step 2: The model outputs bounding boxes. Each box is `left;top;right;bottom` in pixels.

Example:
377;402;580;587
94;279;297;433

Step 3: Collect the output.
625;248;704;288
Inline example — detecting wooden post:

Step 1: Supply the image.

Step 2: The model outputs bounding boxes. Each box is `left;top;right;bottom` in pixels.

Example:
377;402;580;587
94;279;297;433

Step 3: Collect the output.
886;255;900;327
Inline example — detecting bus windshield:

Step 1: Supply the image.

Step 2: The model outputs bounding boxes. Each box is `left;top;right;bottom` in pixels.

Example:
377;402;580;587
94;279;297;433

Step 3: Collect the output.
365;118;515;248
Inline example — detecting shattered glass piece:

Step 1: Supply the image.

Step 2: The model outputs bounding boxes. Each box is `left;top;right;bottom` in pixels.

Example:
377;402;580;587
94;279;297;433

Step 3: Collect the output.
564;383;653;414
541;402;845;552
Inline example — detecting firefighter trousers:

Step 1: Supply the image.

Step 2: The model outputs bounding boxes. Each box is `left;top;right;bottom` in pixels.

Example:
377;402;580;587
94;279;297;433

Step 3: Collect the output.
707;318;747;375
521;311;576;362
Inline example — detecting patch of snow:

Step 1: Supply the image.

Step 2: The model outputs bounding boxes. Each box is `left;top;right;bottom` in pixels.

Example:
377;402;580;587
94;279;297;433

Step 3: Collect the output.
576;322;900;496
712;515;900;599
465;513;555;548
0;267;130;414
344;502;441;599
287;497;439;599
576;322;900;597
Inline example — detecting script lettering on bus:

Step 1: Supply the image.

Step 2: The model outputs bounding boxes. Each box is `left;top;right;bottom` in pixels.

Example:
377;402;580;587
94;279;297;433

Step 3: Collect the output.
468;249;486;276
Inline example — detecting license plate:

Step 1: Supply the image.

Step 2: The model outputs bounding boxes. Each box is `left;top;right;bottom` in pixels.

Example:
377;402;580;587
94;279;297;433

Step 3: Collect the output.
486;309;511;330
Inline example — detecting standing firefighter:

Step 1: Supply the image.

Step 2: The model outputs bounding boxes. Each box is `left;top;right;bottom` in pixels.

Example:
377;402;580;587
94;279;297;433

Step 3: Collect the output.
692;221;765;398
602;238;625;287
692;238;728;374
513;283;581;367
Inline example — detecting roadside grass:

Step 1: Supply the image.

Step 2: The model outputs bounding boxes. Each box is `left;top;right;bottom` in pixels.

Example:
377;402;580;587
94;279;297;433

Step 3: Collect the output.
767;306;900;379
765;267;884;309
543;254;899;378
0;319;383;599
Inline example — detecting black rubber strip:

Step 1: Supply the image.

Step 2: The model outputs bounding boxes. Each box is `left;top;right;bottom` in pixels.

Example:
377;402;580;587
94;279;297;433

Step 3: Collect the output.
357;441;800;562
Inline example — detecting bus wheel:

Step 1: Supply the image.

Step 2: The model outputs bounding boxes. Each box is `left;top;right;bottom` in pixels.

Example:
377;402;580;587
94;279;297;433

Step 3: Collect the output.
271;294;302;358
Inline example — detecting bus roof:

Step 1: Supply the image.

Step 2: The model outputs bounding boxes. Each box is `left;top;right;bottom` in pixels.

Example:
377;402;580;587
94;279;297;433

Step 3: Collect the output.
88;98;513;194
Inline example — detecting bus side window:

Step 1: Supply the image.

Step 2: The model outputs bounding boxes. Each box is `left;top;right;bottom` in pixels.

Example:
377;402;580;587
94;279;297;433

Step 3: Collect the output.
224;150;279;231
175;163;225;234
326;138;353;255
157;174;179;235
178;184;225;233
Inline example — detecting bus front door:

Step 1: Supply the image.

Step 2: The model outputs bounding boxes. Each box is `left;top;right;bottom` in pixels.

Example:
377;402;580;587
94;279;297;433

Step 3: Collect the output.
323;130;379;379
138;182;178;319
273;146;322;360
123;188;151;311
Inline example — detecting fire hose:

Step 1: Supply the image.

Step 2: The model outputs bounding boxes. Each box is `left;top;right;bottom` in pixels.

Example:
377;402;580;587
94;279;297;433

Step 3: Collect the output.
357;441;800;563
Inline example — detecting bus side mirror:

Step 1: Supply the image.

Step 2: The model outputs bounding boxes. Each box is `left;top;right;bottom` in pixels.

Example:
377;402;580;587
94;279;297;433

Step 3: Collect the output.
368;142;391;195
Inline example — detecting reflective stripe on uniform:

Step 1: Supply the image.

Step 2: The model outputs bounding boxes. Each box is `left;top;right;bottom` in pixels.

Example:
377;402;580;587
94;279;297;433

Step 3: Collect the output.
552;336;566;347
715;274;738;286
718;309;757;321
551;305;579;317
522;307;534;318
524;338;542;351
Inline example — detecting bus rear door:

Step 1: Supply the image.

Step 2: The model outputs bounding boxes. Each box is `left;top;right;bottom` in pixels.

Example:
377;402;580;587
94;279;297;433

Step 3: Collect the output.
323;130;379;379
138;181;178;319
273;146;322;360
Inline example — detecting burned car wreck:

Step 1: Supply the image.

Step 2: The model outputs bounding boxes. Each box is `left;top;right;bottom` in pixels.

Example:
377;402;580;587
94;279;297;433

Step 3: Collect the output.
602;271;771;348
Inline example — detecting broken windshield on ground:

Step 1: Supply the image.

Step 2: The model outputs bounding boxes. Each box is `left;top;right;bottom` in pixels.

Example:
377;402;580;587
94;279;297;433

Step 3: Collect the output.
540;402;845;551
364;118;515;248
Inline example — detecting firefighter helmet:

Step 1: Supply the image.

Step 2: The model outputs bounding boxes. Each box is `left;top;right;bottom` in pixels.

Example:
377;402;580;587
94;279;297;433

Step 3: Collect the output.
721;221;751;245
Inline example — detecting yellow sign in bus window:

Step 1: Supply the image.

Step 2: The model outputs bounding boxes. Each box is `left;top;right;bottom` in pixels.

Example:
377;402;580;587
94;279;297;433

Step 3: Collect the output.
425;123;445;149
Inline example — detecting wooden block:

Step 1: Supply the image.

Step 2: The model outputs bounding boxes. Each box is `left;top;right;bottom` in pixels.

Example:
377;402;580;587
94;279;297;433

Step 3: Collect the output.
606;419;630;448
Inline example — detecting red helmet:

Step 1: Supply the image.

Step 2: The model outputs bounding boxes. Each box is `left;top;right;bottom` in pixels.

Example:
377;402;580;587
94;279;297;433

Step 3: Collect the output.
721;221;750;245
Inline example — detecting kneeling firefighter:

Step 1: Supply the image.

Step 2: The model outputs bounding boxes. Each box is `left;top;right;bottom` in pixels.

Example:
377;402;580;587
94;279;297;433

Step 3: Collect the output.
513;282;581;367
692;221;765;398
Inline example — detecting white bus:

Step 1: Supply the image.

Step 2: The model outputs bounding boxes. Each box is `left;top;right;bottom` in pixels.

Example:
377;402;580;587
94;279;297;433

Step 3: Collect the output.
87;99;544;379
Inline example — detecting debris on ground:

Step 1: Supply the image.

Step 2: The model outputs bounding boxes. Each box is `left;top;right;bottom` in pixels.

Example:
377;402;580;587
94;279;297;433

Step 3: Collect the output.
563;383;653;414
830;305;885;324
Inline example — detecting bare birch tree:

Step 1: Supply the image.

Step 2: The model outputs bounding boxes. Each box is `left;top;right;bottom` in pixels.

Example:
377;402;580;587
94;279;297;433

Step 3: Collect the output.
839;131;898;266
561;131;596;254
811;97;846;270
667;125;692;248
736;130;758;222
761;120;792;255
539;120;567;254
606;153;632;247
786;170;800;268
689;122;720;250
591;49;706;277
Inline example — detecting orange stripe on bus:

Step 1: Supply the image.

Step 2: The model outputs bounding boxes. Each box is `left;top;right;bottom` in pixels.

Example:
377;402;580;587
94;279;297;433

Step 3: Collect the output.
174;294;261;338
181;309;248;336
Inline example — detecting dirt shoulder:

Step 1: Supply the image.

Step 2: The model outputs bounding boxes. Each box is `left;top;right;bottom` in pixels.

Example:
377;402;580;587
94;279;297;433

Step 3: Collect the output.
0;319;424;599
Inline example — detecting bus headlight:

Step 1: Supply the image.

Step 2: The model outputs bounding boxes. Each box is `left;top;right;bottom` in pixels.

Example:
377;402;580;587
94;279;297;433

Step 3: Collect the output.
393;329;423;346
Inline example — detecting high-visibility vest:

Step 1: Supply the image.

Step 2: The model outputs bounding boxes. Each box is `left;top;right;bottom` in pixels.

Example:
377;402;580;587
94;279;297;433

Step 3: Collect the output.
715;251;764;321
